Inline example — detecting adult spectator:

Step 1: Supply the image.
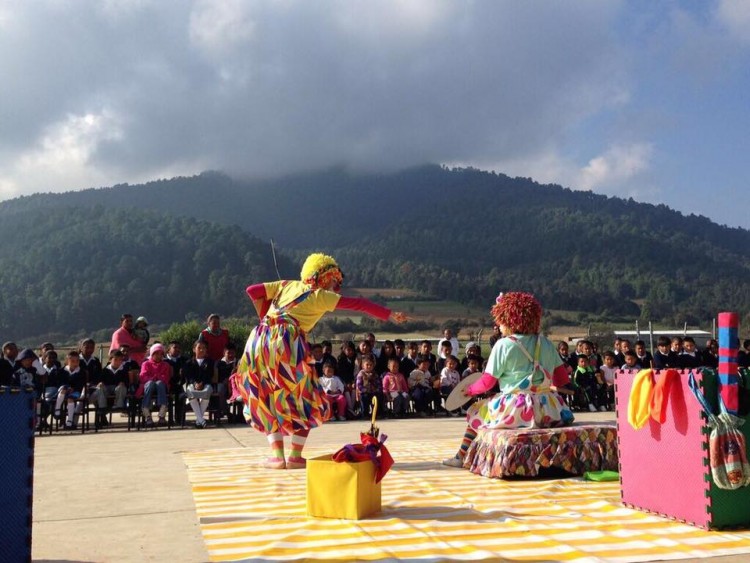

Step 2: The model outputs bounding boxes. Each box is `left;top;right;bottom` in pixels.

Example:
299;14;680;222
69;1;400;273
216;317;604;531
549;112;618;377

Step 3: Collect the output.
199;313;230;362
365;332;379;358
437;328;460;360
110;314;147;364
489;325;502;348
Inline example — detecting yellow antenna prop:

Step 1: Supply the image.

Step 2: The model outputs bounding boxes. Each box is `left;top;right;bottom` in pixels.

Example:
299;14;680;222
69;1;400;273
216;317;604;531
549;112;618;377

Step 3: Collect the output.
369;396;379;438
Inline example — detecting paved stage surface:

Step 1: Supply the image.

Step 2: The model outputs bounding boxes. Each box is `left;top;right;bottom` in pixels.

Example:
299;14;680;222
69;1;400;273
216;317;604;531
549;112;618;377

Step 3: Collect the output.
31;412;746;562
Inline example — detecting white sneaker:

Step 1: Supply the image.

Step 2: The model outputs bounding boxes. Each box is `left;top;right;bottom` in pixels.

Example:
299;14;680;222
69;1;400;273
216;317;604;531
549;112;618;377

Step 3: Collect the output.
442;457;464;468
599;405;607;412
588;404;596;412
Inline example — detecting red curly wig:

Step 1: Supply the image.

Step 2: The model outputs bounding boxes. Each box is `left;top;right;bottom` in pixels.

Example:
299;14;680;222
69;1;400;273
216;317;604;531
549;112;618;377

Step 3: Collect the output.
490;292;542;335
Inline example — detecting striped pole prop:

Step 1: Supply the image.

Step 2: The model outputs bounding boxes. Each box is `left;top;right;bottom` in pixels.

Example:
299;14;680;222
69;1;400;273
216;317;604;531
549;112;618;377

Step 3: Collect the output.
718;312;740;415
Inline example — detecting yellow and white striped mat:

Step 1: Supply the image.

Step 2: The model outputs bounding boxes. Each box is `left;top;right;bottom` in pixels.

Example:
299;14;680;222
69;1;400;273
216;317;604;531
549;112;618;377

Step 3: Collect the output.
184;440;750;562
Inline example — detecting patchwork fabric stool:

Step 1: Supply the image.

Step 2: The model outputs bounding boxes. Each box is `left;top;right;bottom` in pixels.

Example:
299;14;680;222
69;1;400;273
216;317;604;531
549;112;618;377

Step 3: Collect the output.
616;368;750;529
0;387;36;562
464;423;618;478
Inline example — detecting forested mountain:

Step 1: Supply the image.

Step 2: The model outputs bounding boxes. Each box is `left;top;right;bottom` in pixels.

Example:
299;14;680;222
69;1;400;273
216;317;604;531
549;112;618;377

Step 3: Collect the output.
2;164;750;339
0;207;292;339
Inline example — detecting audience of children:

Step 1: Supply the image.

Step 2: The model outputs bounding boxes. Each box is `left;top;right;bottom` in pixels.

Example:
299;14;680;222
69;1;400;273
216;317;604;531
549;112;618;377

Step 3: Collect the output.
5;327;745;432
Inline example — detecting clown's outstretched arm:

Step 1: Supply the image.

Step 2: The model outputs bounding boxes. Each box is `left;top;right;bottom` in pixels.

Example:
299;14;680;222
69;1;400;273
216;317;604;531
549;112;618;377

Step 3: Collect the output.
336;296;392;321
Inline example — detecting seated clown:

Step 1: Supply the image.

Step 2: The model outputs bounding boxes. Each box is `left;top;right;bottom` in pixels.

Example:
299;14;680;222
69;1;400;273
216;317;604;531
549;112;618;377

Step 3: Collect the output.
443;291;574;468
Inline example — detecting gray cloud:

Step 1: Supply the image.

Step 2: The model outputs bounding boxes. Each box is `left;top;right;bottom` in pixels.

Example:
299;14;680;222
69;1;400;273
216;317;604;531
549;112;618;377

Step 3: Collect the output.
0;0;630;196
5;1;749;232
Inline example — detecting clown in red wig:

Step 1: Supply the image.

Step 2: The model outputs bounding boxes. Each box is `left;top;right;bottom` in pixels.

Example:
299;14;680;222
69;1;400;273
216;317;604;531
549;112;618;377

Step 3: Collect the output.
443;291;574;468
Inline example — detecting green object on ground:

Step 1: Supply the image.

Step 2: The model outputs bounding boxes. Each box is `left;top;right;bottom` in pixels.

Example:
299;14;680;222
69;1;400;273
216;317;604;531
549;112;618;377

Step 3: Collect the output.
583;470;619;482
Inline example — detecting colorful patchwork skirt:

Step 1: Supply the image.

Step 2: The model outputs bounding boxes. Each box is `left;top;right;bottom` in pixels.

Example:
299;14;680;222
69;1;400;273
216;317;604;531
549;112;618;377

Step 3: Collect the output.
467;390;574;431
235;318;331;435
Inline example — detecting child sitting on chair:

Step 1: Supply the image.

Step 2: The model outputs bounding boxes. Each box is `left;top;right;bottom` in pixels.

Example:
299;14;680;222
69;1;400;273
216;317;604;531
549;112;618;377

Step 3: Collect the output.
574;354;606;412
183;340;216;428
408;355;434;417
320;361;347;421
382;357;410;418
55;351;86;430
103;350;129;410
440;355;461;415
138;343;172;428
355;355;382;419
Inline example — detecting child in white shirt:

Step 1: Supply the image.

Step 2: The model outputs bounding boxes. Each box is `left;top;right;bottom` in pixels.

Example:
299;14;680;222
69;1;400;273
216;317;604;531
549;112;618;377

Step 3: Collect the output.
599;351;618;410
320;361;347;421
439;355;461;415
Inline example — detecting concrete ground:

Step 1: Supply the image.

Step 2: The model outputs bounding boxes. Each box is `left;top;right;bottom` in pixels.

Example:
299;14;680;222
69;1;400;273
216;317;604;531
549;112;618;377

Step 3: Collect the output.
31;411;738;563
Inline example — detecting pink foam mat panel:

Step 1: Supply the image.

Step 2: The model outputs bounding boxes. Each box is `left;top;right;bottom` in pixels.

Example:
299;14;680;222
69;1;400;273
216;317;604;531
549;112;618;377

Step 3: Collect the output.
615;369;710;528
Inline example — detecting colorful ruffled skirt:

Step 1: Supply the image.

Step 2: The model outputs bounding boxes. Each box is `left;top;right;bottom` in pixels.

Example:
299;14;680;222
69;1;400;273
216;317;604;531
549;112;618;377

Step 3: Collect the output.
467;390;574;431
235;318;331;435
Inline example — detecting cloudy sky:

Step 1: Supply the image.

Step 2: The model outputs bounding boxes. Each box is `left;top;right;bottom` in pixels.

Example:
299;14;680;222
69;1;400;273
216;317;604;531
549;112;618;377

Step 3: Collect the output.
1;1;748;228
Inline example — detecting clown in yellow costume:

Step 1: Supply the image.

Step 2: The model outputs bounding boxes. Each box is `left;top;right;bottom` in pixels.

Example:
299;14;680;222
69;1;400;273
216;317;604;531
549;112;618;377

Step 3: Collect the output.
234;253;404;469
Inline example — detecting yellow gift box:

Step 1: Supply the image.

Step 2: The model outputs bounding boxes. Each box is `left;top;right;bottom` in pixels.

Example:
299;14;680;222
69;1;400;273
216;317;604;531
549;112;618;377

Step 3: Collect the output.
306;454;382;520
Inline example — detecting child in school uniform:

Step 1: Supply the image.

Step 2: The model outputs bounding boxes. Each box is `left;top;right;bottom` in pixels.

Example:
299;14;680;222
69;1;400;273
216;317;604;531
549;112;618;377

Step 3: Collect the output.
653;336;679;369
102;350;129;410
79;338;102;391
183;340;216;428
217;343;237;421
118;344;141;395
55;351;86;429
398;341;418;376
678;337;703;369
573;354;605;412
621;350;642;370
12;349;38;387
408;355;434;417
381;357;410;418
38;350;65;430
598;351;618;410
320;361;347;421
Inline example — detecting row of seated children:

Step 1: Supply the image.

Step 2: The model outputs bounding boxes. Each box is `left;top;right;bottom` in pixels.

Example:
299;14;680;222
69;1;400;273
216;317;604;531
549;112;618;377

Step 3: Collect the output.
562;336;726;372
553;336;733;413
318;348;485;420
0;337;243;431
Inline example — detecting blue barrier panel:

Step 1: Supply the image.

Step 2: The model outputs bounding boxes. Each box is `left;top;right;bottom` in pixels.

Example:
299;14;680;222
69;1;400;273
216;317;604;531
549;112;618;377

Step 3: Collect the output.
0;387;35;563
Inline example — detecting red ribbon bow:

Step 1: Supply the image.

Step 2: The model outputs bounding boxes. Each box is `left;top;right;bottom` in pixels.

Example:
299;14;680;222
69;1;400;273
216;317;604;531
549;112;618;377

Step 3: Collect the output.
332;433;394;483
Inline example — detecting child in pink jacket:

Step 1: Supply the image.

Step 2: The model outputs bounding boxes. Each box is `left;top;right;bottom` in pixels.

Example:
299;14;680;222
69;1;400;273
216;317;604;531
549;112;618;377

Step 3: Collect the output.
138;343;172;427
382;357;410;417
